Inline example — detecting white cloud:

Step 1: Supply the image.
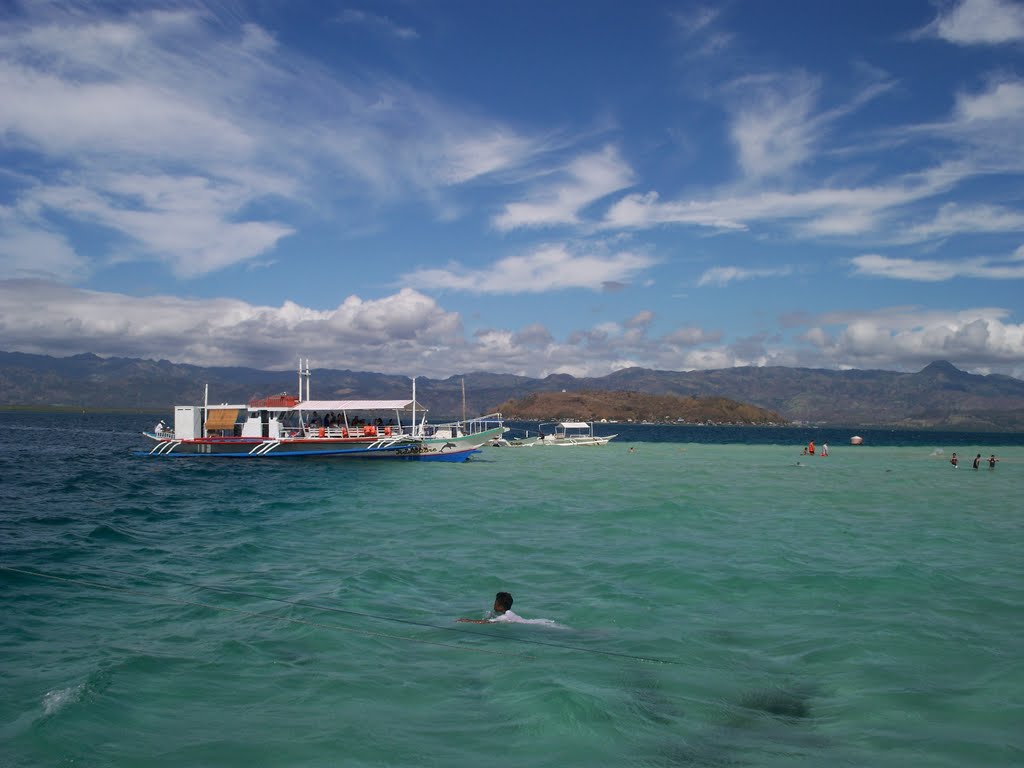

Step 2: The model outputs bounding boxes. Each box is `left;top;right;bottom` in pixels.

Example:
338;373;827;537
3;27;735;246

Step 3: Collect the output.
29;176;295;278
671;6;733;57
0;213;88;281
826;307;1024;368
851;247;1024;281
898;203;1024;242
493;146;634;231
0;6;551;278
726;73;822;180
954;79;1024;123
0;280;464;373
697;265;793;286
336;10;419;40
404;242;658;294
602;168;962;235
925;0;1024;45
3;280;1022;378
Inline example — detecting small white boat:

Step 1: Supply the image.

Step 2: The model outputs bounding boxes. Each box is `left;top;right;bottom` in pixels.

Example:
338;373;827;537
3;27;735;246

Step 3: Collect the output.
531;421;617;447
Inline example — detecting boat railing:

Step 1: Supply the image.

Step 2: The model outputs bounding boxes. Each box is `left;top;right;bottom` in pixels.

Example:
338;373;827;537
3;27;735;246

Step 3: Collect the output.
426;413;505;438
298;425;410;439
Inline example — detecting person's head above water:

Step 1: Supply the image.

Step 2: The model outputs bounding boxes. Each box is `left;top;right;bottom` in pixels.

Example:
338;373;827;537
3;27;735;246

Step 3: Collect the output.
493;591;513;614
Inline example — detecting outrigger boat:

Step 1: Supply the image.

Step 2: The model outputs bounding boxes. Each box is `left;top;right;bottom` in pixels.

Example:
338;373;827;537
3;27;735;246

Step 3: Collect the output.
530;421;617;447
140;362;504;462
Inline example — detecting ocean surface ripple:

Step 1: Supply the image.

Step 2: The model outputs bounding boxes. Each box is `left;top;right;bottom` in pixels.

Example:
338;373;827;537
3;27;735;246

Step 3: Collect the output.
1;412;1022;767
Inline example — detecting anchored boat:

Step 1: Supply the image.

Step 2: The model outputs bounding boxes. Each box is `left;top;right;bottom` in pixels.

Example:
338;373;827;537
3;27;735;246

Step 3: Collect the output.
141;362;504;461
530;421;617;447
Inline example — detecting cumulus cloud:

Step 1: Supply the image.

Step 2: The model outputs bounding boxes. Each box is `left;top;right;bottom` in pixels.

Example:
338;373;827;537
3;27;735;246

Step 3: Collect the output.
825;307;1024;369
0;280;463;373
3;280;1022;377
403;242;658;294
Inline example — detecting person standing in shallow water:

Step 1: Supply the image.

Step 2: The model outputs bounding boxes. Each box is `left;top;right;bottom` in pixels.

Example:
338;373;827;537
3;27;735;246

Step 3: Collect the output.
973;454;981;469
457;591;517;623
989;454;998;468
950;452;958;468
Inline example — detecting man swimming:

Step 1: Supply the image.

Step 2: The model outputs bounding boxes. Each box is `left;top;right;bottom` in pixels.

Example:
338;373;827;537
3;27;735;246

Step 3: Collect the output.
457;591;517;623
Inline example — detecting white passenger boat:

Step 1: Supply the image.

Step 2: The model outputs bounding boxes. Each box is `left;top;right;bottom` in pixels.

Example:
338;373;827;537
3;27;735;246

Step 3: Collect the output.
140;363;504;462
531;421;617;447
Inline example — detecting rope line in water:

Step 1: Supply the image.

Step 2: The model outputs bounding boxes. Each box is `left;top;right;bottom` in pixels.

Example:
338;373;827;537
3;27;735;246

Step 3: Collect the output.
1;563;679;665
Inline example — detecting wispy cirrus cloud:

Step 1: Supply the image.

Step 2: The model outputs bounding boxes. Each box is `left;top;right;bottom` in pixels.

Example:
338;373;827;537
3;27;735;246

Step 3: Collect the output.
851;245;1024;281
698;265;794;286
725;72;823;180
0;5;551;279
403;242;658;294
492;145;635;231
894;203;1024;243
336;9;419;40
602;163;966;235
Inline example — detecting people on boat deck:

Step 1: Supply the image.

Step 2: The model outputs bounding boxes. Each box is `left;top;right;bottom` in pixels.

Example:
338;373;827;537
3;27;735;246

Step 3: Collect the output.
457;591;518;624
950;452;958;467
154;419;167;433
973;454;982;469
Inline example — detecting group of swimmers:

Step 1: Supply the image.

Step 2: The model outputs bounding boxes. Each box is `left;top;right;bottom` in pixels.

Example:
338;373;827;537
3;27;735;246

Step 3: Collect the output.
950;452;998;469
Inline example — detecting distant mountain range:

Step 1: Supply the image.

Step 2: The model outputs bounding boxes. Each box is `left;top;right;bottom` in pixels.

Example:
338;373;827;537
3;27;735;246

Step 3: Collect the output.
2;351;1024;430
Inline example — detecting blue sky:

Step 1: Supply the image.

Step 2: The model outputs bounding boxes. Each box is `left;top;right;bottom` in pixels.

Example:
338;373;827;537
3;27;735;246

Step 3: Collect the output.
1;0;1023;379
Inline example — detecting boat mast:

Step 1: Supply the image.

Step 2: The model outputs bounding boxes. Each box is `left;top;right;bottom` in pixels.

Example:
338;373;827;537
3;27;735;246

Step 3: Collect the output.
298;358;311;401
411;376;417;436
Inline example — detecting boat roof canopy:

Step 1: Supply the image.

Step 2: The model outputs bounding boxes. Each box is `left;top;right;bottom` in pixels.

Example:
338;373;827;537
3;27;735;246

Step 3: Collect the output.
291;399;421;412
556;421;591;429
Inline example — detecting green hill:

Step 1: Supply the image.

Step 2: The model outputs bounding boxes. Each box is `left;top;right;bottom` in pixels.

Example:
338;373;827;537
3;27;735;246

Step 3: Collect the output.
496;390;785;425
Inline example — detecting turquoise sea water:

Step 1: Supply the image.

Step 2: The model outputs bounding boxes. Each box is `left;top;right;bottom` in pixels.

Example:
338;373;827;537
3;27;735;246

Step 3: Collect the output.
2;412;1022;767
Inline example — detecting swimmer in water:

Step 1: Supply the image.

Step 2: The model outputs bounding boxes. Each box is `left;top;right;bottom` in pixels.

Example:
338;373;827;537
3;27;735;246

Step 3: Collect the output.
457;591;517;623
